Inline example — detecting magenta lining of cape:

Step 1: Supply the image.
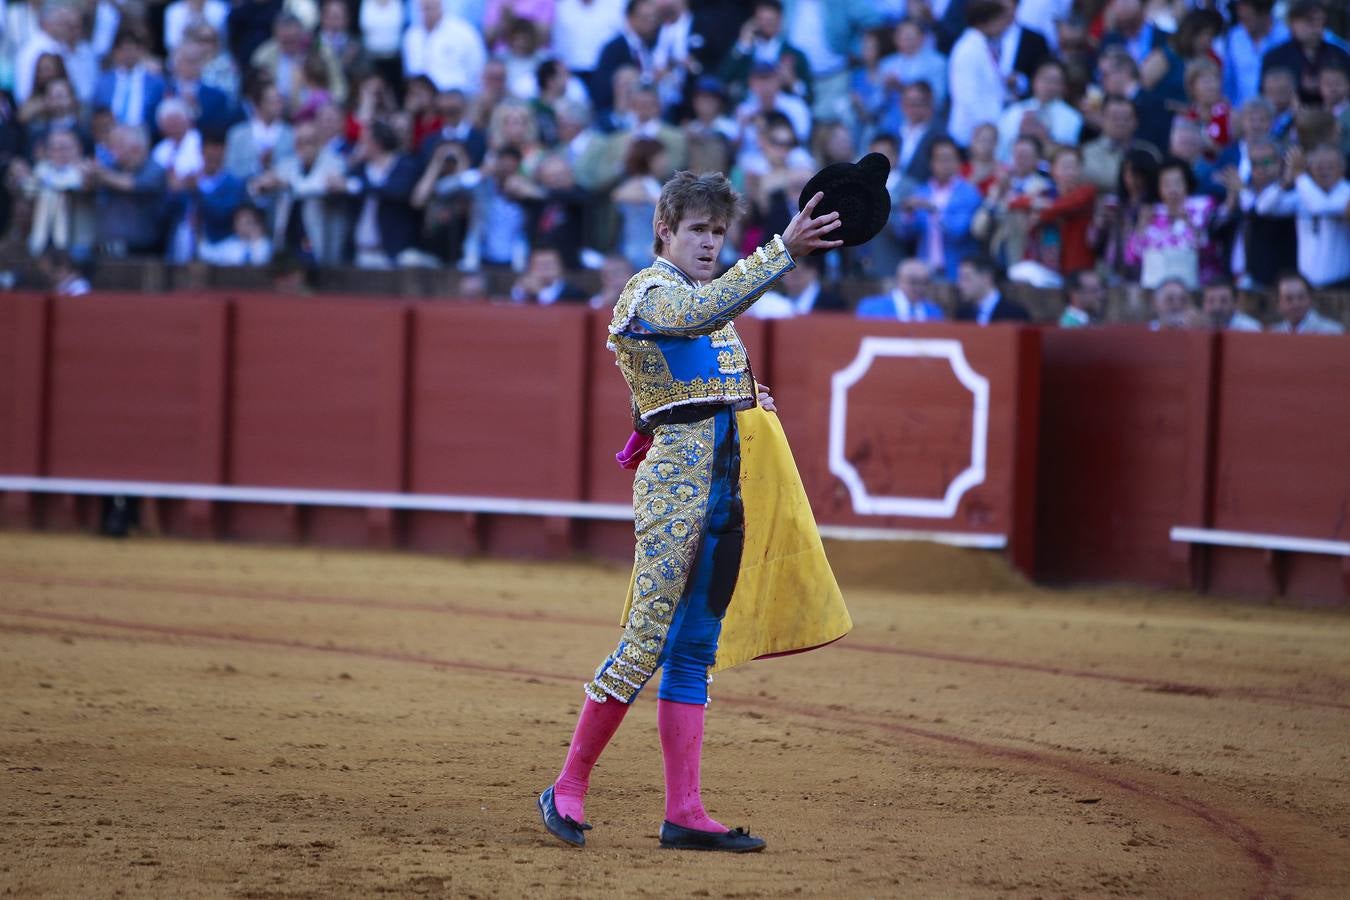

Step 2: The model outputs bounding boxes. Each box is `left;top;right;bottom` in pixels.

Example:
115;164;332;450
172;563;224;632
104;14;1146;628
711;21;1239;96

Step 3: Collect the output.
754;636;847;661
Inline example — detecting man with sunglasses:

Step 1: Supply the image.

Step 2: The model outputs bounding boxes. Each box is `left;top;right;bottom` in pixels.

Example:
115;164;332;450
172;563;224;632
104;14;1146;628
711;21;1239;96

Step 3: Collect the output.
1214;138;1297;290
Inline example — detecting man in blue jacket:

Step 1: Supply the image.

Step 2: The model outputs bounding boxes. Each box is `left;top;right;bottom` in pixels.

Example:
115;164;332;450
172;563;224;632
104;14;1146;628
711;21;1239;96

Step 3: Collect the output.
164;41;239;137
891;138;983;283
93;27;164;132
163;129;247;262
856;258;946;321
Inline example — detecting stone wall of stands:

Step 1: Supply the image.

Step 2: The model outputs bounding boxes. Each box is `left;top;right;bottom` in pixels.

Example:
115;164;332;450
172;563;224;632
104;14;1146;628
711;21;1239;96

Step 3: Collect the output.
1;291;1346;606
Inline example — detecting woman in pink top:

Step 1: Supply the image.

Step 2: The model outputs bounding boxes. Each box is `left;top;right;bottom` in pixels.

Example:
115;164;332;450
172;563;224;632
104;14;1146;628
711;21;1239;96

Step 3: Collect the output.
1125;156;1222;289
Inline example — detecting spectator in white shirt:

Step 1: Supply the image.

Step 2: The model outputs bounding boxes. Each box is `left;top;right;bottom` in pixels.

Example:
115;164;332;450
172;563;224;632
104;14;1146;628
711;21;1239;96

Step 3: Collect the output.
90;0;125;58
499;18;549;99
404;0;489;93
14;6;97;104
24;128;89;257
552;0;625;81
199;203;273;266
151;97;205;180
1200;278;1261;331
360;0;406;85
252;120;349;264
996;60;1083;162
948;0;1014;147
1263;143;1350;288
1269;270;1345;335
13;11;63;103
1;0;44;84
651;0;696;114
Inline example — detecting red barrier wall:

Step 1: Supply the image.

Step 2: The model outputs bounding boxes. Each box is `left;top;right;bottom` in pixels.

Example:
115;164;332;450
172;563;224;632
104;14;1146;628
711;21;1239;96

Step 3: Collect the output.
1201;334;1350;605
0;294;48;480
405;304;591;556
45;295;210;483
2;292;1347;605
769;319;1039;569
224;298;404;543
1034;329;1216;588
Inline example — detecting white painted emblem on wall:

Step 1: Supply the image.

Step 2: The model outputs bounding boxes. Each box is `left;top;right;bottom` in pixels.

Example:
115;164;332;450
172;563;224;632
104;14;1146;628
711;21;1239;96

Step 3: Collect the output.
828;337;990;518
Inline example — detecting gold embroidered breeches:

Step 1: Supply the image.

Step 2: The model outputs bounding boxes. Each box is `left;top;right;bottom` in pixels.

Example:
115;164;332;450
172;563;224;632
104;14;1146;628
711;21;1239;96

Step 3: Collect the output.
586;409;744;705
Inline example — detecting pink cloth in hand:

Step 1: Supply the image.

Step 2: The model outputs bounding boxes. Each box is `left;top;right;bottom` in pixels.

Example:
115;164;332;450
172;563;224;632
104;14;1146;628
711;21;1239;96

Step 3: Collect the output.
616;431;653;470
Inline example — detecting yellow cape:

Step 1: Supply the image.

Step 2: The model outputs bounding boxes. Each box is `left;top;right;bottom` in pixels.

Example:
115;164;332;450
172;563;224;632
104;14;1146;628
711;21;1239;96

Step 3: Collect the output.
620;406;852;673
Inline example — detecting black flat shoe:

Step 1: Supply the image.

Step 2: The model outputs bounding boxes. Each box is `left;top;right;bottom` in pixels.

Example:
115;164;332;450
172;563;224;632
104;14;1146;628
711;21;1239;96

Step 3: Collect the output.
538;786;585;847
659;821;766;852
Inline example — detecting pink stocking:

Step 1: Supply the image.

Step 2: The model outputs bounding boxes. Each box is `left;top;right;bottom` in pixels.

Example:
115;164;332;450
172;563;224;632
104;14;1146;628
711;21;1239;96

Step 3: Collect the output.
658;699;727;833
553;696;629;824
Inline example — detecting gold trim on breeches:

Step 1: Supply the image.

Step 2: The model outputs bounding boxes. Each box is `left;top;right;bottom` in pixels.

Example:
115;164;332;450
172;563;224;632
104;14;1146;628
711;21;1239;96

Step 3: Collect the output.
586;417;716;704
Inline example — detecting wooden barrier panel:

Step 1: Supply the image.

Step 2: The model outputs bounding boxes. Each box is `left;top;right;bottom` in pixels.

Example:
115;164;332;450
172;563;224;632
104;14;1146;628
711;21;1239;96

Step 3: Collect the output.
44;293;218;483
1211;333;1350;536
404;303;591;556
226;296;409;543
1200;333;1350;604
581;312;638;507
229;296;407;489
2;291;1345;604
1034;328;1216;587
408;303;589;499
769;319;1038;561
0;294;49;479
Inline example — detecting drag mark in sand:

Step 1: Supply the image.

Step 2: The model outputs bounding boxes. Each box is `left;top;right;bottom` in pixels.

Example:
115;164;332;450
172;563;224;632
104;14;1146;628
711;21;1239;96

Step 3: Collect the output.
0;609;1292;900
8;573;1346;713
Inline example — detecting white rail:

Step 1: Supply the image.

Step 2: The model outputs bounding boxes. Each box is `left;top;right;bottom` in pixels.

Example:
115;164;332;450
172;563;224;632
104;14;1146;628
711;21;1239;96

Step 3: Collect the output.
1169;526;1350;557
0;476;1007;548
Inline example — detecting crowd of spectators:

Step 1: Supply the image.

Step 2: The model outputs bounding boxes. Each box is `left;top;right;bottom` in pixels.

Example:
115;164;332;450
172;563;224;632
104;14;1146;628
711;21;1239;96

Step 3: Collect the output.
0;0;1347;333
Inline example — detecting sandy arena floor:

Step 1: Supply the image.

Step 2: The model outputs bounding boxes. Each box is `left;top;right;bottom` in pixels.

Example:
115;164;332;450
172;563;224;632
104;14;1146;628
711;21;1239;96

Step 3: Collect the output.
1;532;1348;899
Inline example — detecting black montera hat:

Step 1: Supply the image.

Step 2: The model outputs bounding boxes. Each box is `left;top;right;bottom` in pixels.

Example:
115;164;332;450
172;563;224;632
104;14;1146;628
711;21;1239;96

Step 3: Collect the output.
797;152;892;251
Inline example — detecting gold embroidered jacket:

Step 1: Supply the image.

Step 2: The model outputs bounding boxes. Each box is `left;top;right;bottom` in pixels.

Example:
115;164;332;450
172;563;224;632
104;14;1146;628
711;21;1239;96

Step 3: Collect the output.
607;236;795;423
